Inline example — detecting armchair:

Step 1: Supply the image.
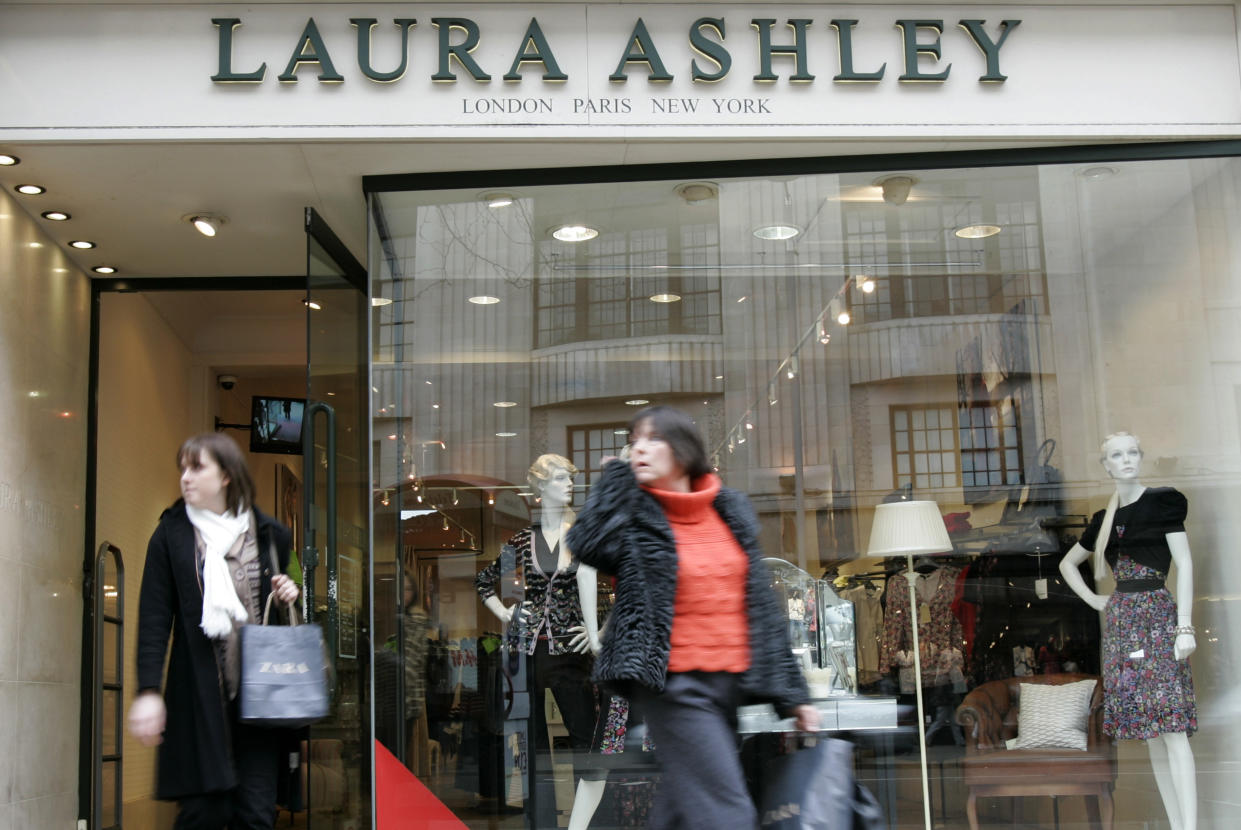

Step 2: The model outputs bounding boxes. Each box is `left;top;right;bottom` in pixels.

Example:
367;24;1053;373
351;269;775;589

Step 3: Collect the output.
955;673;1116;830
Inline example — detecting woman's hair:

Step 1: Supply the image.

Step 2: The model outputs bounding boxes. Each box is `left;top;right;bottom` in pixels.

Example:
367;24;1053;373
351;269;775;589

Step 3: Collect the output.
628;405;713;478
177;432;256;515
527;453;578;494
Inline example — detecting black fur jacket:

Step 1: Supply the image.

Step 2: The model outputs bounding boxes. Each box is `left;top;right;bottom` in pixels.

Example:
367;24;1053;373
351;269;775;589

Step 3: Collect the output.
566;461;810;717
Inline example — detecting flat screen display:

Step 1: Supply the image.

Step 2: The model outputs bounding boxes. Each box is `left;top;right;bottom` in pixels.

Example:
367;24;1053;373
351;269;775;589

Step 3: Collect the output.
249;396;306;455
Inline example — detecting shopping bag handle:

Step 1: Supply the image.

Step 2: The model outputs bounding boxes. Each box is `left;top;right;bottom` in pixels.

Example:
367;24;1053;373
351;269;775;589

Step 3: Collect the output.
261;541;303;626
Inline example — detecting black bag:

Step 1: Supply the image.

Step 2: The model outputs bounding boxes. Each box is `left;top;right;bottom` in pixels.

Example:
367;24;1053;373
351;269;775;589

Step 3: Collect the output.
748;734;885;830
239;565;330;728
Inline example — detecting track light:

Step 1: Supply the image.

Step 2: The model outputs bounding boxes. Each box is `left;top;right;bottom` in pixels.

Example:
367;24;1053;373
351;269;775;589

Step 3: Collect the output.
185;213;226;237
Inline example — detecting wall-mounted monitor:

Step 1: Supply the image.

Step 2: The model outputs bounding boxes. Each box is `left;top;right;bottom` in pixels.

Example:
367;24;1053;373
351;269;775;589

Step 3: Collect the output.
249;395;306;455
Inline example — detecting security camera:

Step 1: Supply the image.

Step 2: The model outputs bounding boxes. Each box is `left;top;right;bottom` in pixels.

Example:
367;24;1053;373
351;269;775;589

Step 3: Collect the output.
217;374;238;391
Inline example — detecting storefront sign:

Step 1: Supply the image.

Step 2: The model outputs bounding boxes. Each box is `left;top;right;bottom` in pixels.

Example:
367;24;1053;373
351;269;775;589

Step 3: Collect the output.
210;16;1020;86
1;3;1239;139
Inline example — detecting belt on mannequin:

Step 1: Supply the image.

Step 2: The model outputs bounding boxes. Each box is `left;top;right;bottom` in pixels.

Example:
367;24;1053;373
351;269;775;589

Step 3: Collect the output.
1114;577;1166;593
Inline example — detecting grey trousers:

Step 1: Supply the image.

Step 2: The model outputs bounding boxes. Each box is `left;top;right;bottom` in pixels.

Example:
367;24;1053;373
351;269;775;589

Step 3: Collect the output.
635;671;758;830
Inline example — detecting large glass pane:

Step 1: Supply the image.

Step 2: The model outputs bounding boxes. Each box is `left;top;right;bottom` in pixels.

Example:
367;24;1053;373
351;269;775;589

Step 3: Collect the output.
369;156;1241;829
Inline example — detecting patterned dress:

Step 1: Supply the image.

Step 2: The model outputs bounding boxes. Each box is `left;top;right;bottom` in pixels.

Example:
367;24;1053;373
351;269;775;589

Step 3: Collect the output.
1082;488;1197;739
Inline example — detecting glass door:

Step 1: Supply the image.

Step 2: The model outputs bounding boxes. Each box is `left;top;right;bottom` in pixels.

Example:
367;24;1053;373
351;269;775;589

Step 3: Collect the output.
303;207;371;830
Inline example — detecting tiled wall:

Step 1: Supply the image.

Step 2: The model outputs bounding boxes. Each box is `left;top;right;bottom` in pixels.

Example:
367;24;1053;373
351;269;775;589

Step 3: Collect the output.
0;185;91;827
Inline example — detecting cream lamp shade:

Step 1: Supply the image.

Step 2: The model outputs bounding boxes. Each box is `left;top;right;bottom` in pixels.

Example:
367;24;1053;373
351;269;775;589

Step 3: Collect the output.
866;500;952;557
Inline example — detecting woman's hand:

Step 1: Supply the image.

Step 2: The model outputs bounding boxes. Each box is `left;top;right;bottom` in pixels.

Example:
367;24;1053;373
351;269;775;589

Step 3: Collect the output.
793;704;820;733
271;574;300;606
128;691;167;747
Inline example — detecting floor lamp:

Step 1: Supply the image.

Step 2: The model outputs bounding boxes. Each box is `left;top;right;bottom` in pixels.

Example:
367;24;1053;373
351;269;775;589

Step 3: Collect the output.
866;500;953;830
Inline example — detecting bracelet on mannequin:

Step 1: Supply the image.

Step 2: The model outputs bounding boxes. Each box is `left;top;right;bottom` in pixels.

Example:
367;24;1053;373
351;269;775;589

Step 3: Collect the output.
1174;625;1196;636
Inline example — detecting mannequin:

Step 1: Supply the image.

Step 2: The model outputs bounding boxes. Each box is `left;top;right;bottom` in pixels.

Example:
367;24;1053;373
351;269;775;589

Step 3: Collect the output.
475;454;601;828
1059;432;1197;830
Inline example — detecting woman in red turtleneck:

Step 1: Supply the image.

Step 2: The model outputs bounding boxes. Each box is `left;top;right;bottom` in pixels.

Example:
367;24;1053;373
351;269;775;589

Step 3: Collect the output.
567;405;817;829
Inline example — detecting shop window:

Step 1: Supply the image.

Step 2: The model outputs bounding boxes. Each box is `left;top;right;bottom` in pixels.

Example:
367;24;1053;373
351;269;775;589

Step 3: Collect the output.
534;226;721;347
569;423;629;484
891;402;1023;490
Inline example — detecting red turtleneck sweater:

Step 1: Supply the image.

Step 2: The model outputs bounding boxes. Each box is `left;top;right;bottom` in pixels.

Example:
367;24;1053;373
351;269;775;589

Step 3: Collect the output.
643;474;751;674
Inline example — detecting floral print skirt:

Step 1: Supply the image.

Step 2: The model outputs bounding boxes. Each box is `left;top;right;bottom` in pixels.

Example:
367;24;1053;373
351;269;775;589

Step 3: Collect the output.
1103;558;1197;739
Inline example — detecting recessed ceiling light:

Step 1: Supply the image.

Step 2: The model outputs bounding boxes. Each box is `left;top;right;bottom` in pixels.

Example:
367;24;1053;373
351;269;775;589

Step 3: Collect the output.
613;429;629;435
28;242;42;248
715;375;724;380
954;224;1002;239
625;399;649;406
482;192;515;208
303;299;322;310
16;184;45;195
753;225;800;241
69;240;95;249
650;293;681;303
41;211;70;221
493;401;517;408
468;295;500;305
92;266;117;274
496;431;518;438
371;297;393;307
551;224;599;242
1078;166;1118;181
0;154;19;166
674;181;719;205
185;214;226;237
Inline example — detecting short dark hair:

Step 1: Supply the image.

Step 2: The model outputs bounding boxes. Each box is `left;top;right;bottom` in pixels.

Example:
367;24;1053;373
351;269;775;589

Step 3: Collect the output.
177;432;256;515
628;405;713;478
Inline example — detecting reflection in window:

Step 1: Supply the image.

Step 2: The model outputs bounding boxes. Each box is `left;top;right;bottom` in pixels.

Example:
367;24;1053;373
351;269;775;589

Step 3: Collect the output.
569;423;629;485
891;403;1023;490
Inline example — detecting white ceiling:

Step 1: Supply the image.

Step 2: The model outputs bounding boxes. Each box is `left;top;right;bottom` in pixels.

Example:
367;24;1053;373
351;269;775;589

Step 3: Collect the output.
0;136;1064;280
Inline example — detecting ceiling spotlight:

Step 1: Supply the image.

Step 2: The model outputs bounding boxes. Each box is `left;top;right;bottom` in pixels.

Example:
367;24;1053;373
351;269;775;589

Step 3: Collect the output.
0;154;19;166
69;240;96;249
875;174;917;205
625;399;649;406
371;297;393;307
674;181;719;205
16;184;45;195
837;310;852;325
482;192;515;208
954;224;1002;239
493;401;517;408
551;224;599;242
1078;166;1118;181
819;327;831;345
41;211;70;221
855;274;877;294
468;295;500;305
649;293;681;303
753;225;800;241
185;214;226;237
92;266;117;275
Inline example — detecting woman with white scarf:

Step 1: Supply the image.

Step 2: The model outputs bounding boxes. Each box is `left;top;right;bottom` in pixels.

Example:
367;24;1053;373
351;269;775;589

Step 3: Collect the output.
128;433;299;829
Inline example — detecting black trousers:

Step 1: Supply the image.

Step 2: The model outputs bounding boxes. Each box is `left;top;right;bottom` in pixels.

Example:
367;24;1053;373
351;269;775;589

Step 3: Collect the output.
525;639;596;828
174;709;282;830
635;671;757;830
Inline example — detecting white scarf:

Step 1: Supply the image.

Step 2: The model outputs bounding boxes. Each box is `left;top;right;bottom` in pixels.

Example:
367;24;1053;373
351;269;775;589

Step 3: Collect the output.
186;503;253;639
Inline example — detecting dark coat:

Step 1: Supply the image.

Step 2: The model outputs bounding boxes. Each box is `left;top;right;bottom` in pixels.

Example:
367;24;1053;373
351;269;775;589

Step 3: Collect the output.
136;500;292;799
566;462;810;717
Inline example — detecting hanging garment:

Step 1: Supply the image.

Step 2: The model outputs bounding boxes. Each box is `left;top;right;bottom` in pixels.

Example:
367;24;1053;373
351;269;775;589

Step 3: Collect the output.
879;566;965;687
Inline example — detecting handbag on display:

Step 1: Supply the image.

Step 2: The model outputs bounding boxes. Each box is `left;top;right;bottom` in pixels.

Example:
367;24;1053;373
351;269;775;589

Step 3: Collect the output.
239;553;331;728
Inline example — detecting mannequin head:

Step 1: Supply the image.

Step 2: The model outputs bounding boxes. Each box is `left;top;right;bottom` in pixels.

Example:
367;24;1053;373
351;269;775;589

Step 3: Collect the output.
528;454;578;509
1100;431;1143;480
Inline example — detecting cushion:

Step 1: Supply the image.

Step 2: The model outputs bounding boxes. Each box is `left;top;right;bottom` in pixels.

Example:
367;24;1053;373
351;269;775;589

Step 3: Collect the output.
1012;680;1095;751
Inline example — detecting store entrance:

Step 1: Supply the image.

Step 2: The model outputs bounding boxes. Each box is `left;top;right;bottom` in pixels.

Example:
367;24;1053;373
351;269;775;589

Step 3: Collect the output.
86;211;370;830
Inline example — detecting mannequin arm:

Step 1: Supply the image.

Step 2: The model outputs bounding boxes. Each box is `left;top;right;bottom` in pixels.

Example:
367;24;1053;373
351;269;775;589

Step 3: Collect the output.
1058;542;1109;612
570;564;602;654
1166;531;1196;661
